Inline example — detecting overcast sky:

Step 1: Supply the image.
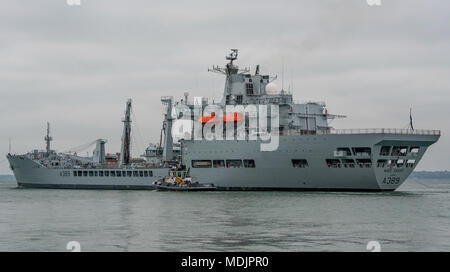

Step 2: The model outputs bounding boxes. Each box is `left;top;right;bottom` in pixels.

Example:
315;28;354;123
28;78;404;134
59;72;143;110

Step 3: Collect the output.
1;0;449;173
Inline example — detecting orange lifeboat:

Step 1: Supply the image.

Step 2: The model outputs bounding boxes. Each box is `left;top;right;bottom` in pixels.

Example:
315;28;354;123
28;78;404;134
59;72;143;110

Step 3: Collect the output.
223;112;243;123
198;113;219;124
198;112;244;124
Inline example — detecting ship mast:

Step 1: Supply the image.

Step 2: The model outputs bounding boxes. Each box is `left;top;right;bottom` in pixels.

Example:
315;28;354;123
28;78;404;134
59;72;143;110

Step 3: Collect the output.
44;122;53;155
161;96;174;161
208;49;250;106
120;99;132;166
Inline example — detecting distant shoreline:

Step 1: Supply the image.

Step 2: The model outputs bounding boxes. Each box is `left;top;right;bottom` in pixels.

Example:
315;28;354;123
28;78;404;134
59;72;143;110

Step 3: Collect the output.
409;171;450;179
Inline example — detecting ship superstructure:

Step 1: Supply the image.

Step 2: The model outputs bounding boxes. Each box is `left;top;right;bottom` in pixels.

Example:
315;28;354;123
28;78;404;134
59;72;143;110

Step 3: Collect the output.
166;50;440;191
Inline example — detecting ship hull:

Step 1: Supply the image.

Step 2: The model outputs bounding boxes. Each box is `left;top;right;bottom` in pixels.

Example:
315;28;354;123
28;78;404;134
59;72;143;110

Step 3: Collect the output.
7;155;169;190
182;132;440;191
6;132;439;192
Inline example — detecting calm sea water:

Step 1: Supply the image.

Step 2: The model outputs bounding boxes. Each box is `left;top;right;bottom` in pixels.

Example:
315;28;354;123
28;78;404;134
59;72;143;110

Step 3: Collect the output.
0;177;449;252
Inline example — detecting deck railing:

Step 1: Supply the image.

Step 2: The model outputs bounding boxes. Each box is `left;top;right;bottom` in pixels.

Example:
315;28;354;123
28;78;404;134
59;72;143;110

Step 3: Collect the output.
282;128;441;136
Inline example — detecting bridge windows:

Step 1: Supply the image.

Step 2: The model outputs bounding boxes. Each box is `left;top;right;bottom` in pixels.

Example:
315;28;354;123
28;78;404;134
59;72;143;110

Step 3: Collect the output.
379;145;420;157
72;169;153;178
377;159;409;168
392;146;408;156
396;159;405;168
243;159;256;168
380;146;391;156
352;147;371;156
335;148;352;156
385;159;405;168
226;160;243;168
335;145;419;158
377;159;388;168
356;159;372;168
194;159;256;168
292;159;309;168
406;159;416;168
213;160;225;168
410;146;420;154
246;83;254;95
342;159;356;168
326;159;341;168
236;95;243;104
192;160;212;168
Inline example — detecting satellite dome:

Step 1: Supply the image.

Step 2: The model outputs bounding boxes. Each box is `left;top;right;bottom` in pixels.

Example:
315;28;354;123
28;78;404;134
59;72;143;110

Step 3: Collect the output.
265;82;278;95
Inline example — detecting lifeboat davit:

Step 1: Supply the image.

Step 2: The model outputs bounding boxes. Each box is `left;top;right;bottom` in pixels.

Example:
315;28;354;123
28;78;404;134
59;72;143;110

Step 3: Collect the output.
198;112;243;124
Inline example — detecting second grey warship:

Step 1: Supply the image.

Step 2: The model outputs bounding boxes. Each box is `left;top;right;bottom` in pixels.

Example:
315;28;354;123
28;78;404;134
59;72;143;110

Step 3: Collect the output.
7;99;176;189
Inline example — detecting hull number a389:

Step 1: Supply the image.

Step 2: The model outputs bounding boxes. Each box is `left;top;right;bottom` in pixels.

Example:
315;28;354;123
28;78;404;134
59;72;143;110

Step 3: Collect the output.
382;176;400;185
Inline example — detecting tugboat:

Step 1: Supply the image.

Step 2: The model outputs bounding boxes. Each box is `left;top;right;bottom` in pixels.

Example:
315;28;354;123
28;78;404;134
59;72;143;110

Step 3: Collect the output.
153;169;216;191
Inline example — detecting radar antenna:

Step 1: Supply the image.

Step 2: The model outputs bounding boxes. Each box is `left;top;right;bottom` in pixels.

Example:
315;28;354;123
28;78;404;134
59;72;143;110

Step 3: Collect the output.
226;49;239;65
208;49;250;75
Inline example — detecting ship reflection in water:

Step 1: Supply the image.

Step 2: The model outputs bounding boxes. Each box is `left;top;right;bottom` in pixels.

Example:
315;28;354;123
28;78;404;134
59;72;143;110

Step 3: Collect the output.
0;178;449;251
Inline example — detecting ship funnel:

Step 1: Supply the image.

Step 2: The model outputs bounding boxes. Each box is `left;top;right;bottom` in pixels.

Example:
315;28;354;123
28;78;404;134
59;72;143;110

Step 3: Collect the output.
93;139;107;164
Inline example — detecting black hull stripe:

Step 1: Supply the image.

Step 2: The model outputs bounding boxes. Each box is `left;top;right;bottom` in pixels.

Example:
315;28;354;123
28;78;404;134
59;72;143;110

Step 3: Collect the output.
17;183;393;192
18;183;155;190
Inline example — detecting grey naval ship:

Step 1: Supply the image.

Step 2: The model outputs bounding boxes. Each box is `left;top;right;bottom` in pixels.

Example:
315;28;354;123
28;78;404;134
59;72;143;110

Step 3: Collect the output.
7;50;441;191
7;99;175;189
